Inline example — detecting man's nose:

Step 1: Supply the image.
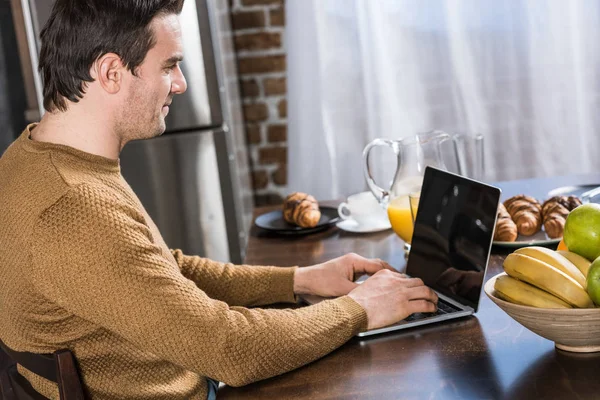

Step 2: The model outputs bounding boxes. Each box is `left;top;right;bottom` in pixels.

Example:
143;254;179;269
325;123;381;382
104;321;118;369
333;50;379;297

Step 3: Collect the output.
172;65;187;95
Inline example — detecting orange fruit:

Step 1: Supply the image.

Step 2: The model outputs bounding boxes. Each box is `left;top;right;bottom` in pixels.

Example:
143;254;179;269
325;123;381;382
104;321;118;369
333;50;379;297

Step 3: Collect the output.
557;238;568;251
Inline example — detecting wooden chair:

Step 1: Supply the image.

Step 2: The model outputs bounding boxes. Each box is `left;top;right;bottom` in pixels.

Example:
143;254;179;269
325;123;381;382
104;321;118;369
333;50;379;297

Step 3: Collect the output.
0;340;85;400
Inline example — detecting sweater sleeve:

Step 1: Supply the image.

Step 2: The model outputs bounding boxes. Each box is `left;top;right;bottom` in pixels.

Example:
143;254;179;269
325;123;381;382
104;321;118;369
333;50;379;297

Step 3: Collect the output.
30;184;368;387
171;250;298;307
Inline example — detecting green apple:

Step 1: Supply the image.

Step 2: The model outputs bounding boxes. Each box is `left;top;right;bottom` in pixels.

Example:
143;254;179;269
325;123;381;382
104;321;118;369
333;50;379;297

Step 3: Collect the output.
586;256;600;306
564;204;600;261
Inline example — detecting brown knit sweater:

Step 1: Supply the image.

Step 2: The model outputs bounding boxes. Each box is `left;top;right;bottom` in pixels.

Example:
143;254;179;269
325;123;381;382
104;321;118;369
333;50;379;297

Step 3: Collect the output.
0;125;368;399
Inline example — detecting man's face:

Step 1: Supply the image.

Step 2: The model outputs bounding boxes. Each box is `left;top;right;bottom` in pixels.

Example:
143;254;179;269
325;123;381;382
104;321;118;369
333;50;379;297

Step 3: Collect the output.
119;14;187;141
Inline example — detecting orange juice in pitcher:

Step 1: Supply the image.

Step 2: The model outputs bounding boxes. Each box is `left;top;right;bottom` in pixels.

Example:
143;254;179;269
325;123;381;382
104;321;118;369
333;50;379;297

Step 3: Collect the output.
386;190;420;243
387;196;414;243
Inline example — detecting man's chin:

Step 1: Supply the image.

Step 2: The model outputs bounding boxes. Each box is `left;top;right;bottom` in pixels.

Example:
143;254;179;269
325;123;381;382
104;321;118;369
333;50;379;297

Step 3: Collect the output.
149;118;167;138
135;125;166;141
156;121;167;137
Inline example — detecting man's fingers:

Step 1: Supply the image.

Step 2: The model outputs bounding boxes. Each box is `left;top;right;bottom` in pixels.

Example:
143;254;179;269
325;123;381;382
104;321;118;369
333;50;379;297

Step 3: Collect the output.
407;285;438;303
353;257;398;275
401;277;426;288
407;299;437;314
377;259;397;272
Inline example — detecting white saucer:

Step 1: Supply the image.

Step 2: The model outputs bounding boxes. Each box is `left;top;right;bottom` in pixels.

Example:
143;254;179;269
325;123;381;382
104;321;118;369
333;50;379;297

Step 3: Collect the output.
336;217;392;233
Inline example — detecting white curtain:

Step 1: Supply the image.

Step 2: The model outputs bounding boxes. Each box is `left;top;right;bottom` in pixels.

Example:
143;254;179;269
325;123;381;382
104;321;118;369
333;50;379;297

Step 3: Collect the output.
286;0;600;200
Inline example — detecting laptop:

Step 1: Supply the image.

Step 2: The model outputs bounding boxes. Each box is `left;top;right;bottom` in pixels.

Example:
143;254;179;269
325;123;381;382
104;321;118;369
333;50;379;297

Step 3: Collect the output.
303;166;501;337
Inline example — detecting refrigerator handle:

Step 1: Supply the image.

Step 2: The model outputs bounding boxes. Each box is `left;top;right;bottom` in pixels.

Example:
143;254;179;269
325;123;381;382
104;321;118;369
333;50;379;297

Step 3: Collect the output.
10;0;45;122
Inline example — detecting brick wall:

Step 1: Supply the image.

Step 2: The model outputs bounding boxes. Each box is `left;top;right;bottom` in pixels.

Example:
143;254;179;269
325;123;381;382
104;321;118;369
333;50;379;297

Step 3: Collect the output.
230;0;288;206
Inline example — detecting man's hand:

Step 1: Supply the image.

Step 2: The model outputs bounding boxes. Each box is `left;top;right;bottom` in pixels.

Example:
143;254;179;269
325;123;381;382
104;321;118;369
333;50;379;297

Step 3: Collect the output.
348;270;438;330
293;253;396;298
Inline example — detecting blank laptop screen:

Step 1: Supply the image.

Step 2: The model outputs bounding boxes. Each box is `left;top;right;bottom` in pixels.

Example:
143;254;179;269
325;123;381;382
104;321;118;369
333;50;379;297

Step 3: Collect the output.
406;167;501;312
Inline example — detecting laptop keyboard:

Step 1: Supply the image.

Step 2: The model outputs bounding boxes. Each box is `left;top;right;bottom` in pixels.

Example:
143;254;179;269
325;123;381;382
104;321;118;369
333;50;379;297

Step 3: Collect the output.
405;299;459;322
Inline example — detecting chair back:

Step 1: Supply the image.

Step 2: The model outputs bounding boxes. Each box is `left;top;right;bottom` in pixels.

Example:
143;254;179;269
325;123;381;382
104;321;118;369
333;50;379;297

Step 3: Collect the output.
0;340;85;400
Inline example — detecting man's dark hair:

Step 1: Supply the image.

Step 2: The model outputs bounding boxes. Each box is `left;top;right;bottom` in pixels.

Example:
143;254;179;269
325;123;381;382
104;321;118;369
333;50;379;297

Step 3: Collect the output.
39;0;184;112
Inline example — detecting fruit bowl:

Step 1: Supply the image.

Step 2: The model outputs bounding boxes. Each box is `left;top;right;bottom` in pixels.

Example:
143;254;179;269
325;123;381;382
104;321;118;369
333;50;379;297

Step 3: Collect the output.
485;273;600;353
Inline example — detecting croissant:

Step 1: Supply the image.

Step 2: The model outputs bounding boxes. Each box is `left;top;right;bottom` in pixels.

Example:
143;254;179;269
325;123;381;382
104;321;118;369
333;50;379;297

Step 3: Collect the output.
494;203;518;242
541;195;582;238
504;195;542;236
283;192;321;228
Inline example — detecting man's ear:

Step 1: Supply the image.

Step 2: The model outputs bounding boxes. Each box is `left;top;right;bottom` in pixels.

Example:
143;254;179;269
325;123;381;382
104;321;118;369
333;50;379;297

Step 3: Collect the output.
91;53;125;94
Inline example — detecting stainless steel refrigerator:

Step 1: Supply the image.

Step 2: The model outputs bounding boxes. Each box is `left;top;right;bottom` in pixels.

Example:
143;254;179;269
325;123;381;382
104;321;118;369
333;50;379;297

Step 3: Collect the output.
9;0;254;264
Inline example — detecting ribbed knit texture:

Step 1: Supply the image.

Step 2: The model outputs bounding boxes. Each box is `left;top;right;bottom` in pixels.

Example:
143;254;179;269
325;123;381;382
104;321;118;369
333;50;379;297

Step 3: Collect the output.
0;125;368;399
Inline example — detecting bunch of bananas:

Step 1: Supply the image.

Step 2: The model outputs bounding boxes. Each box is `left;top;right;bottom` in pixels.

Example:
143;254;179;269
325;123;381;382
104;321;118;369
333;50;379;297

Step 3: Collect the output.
495;246;594;309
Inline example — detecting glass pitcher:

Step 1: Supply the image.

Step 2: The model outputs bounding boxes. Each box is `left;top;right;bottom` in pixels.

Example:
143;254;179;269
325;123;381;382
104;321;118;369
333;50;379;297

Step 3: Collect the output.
362;130;451;246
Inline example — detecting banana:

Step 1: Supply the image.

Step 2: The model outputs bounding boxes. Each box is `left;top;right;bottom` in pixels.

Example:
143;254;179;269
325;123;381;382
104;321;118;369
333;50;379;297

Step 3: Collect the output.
503;253;594;308
515;246;586;288
556;250;592;278
494;274;571;309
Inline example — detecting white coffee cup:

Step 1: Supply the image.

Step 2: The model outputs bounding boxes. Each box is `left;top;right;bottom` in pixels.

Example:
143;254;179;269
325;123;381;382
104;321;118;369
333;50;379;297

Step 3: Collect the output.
338;191;387;225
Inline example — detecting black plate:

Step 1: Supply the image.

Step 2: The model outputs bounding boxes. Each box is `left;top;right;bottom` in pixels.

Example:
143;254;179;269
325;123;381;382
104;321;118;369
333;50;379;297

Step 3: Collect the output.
254;206;340;235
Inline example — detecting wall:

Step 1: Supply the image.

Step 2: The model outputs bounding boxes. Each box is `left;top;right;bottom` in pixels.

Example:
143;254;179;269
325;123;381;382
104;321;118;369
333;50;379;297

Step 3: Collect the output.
230;0;288;206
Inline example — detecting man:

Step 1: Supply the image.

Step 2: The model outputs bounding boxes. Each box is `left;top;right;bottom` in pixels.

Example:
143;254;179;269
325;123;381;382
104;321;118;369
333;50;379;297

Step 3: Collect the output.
0;1;438;399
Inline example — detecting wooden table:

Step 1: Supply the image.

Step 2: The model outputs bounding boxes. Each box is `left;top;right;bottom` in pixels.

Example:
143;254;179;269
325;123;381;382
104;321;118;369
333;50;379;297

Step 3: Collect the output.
219;174;600;400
